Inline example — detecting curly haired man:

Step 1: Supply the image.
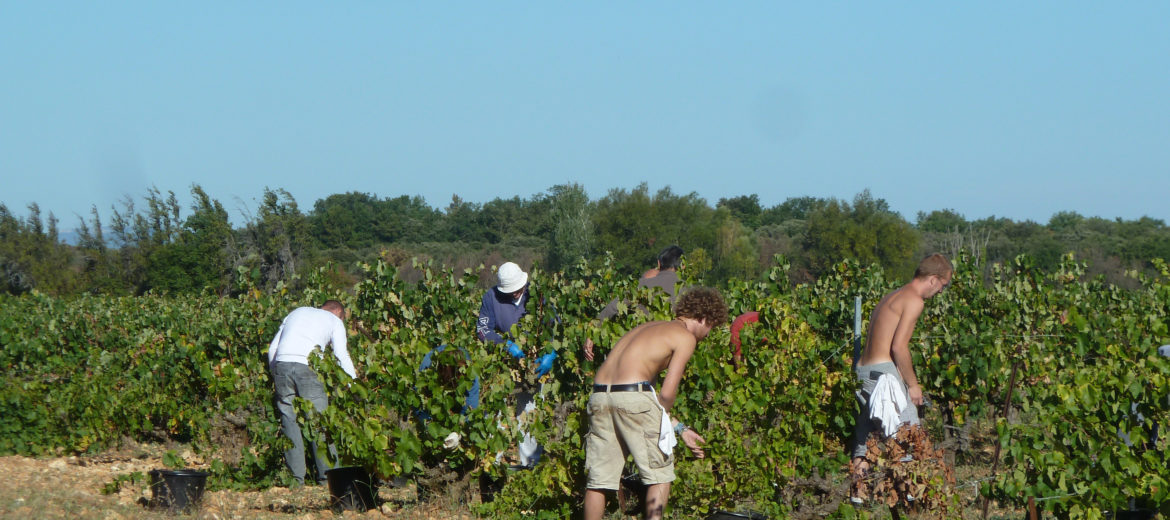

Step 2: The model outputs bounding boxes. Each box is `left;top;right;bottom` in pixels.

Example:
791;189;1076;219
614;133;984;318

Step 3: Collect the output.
584;288;729;520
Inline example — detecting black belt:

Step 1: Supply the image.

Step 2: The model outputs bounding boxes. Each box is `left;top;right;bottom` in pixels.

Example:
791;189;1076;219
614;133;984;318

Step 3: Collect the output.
593;382;653;392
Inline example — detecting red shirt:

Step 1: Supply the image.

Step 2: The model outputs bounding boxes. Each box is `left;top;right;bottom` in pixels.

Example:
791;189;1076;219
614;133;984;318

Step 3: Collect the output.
729;311;759;358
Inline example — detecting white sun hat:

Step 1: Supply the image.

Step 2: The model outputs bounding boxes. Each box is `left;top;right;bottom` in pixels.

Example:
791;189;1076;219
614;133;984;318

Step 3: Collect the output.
496;262;529;293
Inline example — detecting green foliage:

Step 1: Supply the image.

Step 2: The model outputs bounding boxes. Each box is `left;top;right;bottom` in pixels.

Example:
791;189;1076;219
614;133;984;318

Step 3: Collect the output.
2;227;1169;518
916;208;968;233
546;183;594;272
101;471;146;495
803;190;919;279
591;183;720;274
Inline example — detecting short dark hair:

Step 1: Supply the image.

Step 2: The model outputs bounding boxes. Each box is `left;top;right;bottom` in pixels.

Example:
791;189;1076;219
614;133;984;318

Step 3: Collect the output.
321;300;346;320
658;245;684;270
674;287;728;326
913;254;953;280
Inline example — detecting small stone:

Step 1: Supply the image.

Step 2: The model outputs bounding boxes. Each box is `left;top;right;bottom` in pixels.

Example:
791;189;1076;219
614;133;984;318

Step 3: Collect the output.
48;460;66;470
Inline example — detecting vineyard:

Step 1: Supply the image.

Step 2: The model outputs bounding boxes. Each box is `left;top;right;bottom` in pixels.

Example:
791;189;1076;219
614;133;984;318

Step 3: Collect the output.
1;254;1168;518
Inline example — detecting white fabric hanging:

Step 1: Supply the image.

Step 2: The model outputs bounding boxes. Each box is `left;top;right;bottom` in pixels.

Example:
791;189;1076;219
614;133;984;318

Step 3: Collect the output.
650;386;677;454
869;373;911;437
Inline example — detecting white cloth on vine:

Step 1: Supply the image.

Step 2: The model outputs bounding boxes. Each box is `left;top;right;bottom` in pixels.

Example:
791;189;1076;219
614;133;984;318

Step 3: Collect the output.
651;386;677;454
869;373;911;437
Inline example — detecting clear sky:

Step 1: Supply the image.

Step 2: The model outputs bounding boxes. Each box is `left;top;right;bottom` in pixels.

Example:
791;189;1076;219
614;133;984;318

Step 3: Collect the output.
2;2;1168;228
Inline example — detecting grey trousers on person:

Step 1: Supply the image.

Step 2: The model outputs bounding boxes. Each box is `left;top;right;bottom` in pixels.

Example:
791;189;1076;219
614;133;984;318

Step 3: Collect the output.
851;361;919;458
272;361;337;484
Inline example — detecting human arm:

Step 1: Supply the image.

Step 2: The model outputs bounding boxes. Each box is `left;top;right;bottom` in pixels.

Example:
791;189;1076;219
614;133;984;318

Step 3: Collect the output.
330;317;358;379
267;319;285;367
597;298;620;321
890;299;924;405
656;333;696;412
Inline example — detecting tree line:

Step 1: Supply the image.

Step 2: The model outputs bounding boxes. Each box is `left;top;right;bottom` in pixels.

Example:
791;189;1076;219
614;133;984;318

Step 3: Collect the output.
3;182;1168;296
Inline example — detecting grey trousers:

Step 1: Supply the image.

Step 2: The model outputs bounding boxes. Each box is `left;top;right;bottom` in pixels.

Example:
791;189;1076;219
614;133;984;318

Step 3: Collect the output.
851;361;919;458
272;362;337;483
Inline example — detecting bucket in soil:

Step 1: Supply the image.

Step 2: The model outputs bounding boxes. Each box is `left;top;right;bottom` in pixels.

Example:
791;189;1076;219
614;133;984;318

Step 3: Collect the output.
326;466;377;512
706;510;767;520
148;469;209;514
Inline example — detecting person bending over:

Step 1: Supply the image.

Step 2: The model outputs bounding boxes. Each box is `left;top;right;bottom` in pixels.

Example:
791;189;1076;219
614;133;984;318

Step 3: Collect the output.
584;288;728;520
850;254;952;496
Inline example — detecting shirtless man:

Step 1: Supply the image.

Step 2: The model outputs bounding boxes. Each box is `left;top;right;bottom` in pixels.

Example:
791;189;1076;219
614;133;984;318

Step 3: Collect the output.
584;288;728;520
852;254;952;474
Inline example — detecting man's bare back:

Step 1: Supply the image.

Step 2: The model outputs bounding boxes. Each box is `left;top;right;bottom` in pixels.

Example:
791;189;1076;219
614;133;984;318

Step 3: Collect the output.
583;288;725;520
594;319;698;410
859;287;924;365
858;263;951;407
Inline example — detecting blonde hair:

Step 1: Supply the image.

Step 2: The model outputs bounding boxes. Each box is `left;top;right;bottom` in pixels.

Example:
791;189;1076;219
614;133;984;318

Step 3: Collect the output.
913;254;953;280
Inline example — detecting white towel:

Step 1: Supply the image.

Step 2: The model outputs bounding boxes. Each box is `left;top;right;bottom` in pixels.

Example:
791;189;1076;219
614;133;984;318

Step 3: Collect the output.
869;373;911;437
650;387;677;454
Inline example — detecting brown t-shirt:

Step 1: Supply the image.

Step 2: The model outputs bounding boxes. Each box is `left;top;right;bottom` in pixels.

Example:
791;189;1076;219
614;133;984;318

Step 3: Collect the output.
597;270;680;320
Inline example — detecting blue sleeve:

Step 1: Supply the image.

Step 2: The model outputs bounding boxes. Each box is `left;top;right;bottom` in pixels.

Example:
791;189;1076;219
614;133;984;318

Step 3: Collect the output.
477;292;505;344
464;377;481;413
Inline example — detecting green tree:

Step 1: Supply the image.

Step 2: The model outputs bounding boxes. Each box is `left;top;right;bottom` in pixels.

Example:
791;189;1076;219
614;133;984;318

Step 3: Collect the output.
546;183;593;271
144;185;233;293
0;203;79;294
717;194;763;229
760;195;827;226
803;190;919;277
240;188;313;289
591;183;719;273
916;208;968;233
309;192;380;250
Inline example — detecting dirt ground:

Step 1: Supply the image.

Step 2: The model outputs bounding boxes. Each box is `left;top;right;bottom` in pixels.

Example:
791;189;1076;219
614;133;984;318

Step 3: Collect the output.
0;438;1027;519
0;447;476;520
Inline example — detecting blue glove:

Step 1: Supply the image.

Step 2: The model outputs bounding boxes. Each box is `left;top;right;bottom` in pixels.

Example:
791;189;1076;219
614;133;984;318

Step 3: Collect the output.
535;351;558;377
506;340;526;359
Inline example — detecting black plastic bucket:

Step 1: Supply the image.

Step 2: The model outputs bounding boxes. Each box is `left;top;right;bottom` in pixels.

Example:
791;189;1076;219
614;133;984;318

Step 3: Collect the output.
326;466;377;512
148;469;209;514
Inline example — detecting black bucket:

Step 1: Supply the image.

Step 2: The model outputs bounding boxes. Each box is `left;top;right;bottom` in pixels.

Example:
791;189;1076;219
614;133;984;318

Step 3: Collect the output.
326;466;377;512
148;469;209;514
706;510;767;520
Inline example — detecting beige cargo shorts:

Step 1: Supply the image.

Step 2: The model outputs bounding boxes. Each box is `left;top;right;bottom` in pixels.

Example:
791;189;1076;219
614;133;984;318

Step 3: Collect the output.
584;389;675;490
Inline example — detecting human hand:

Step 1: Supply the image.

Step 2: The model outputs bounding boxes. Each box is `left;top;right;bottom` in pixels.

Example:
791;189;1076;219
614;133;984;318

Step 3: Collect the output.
506;340;526;359
680;428;706;459
907;384;924;406
535;351;557;377
584;338;595;361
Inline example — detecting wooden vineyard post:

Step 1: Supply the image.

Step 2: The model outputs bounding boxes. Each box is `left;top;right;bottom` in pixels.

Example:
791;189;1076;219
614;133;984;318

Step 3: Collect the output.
981;340;1027;520
1027;496;1038;520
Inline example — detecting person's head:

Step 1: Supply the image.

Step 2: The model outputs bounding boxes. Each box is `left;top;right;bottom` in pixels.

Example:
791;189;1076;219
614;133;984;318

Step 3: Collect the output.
913;253;953;298
674;287;729;340
657;245;684;271
321;300;346;320
496;261;529;301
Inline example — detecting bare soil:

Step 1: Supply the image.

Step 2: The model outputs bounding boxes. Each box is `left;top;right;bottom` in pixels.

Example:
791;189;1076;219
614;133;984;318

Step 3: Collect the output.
0;445;477;520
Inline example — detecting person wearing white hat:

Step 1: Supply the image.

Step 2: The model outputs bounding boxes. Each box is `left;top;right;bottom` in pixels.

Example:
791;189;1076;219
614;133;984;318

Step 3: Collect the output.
476;261;552;466
476;261;530;344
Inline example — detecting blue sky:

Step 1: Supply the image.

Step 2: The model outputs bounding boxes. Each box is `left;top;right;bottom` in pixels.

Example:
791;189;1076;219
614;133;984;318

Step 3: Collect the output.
2;2;1168;228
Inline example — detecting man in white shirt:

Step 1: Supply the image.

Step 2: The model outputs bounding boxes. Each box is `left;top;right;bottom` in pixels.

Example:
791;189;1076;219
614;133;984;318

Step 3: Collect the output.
268;300;356;485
